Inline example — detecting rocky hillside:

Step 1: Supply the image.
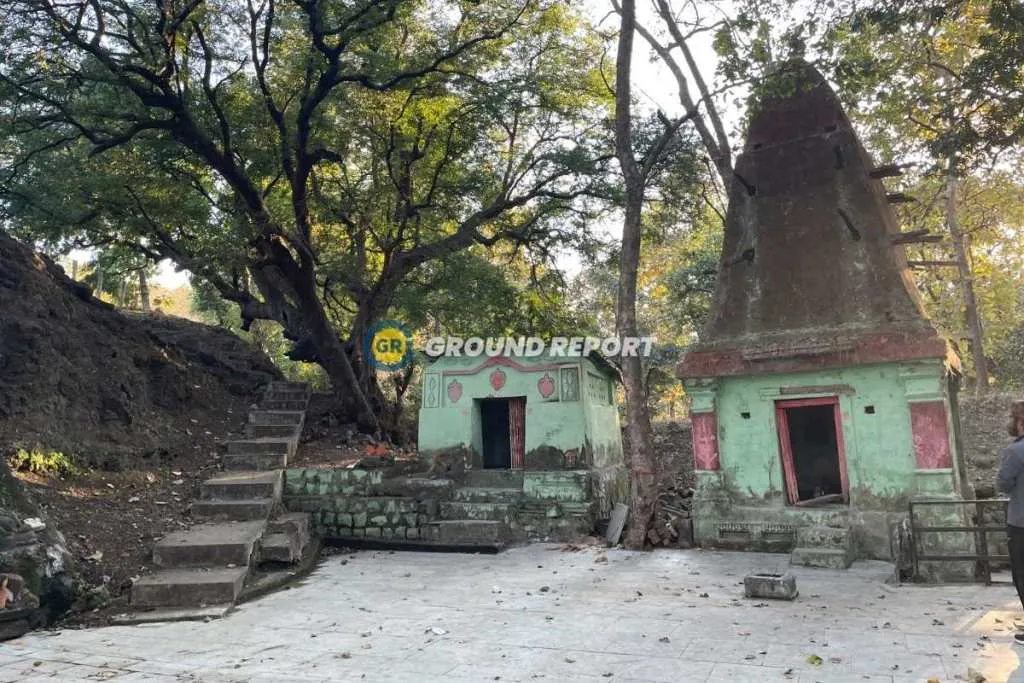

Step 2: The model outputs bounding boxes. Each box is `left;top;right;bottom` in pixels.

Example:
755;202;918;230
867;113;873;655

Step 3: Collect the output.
0;231;279;465
0;229;282;628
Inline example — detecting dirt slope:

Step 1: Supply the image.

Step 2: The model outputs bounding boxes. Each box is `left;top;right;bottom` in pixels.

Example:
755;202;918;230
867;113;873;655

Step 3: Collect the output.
0;230;281;622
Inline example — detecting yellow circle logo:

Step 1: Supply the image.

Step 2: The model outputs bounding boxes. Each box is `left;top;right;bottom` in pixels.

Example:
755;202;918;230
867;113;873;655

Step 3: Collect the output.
366;321;412;371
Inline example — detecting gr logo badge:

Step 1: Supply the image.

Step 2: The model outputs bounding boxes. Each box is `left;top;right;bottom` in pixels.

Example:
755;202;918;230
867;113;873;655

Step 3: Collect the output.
365;320;413;371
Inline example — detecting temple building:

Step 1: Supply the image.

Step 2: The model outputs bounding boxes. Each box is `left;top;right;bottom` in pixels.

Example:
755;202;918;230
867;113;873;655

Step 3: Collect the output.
678;61;971;572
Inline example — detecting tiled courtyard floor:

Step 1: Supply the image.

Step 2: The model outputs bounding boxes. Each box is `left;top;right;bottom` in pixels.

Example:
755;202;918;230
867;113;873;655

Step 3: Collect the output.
1;544;1023;682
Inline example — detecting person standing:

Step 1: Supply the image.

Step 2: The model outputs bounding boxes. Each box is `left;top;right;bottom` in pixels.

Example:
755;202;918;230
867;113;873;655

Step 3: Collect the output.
996;400;1024;644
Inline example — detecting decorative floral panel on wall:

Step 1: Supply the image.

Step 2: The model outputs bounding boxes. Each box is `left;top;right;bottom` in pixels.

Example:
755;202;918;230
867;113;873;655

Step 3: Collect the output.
423;375;440;408
489;369;507;391
560;367;580;402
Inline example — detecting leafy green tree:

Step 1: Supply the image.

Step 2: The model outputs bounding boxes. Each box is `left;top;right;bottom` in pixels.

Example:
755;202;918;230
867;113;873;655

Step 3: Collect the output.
0;0;614;434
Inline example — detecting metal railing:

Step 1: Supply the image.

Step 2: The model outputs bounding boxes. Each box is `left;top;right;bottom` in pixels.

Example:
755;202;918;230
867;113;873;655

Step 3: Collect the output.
909;498;1009;584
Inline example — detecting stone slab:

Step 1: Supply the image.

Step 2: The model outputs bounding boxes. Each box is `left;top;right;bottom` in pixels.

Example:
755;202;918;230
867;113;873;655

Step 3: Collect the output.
606;502;628;545
248;410;306;426
152;521;265;568
221;453;288;471
201;471;282;500
112;603;234;624
226;438;297;457
259;533;300;563
245;424;302;439
191;498;274;521
132;567;249;607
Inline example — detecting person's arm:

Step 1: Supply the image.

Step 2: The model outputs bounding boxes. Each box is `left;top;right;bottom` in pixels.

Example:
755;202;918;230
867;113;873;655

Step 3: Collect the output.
998;447;1023;494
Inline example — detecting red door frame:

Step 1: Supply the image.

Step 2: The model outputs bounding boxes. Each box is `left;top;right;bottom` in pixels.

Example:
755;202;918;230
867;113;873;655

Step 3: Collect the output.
775;396;850;505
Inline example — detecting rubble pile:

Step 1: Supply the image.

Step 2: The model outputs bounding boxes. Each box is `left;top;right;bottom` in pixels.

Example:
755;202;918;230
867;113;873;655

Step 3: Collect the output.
648;482;694;548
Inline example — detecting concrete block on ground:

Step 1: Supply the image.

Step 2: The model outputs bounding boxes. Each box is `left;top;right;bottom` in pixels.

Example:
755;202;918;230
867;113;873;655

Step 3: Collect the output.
743;572;798;600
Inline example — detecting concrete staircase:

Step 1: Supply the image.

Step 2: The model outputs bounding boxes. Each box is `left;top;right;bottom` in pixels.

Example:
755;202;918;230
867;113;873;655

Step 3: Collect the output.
790;523;855;569
130;381;315;620
423;470;523;547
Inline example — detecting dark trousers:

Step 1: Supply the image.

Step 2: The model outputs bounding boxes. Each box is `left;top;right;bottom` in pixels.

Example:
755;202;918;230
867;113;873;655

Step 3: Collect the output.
1009;524;1024;610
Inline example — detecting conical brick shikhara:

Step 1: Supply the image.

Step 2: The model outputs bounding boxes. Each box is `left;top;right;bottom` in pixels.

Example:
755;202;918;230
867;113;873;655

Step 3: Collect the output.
677;61;970;578
680;60;951;379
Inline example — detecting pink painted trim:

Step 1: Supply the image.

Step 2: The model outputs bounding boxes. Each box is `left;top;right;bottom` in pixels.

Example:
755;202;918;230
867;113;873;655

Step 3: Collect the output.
775;397;849;504
678;329;948;378
909;401;952;469
442;355;567;376
691;412;720;471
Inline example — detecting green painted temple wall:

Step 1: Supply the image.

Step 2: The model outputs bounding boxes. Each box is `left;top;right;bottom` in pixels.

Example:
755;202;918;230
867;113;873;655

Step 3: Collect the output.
417;355;627;517
685;359;969;563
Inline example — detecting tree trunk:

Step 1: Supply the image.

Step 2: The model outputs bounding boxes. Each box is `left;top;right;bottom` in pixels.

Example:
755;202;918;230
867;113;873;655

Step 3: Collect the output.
292;266;382;435
614;0;658;550
139;269;151;312
95;266;104;297
945;161;989;392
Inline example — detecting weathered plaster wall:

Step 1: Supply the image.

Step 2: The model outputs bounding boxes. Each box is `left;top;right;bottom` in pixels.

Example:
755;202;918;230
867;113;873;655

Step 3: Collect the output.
686;360;965;560
580;360;627;517
419;358;589;464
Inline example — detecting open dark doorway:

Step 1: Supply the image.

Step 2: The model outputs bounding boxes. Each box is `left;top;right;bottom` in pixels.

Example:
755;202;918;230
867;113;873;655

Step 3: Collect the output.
481;397;528;469
776;398;848;505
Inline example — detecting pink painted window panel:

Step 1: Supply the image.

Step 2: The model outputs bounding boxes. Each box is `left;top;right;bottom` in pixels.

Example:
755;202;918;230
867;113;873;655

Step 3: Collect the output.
909;401;952;469
692;412;720;471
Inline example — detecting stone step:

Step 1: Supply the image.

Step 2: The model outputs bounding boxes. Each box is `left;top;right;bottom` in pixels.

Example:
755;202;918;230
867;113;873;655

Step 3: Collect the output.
222;453;288;471
226;437;297;458
440;501;517;523
201;471;282;501
192;498;275;521
790;547;854;570
453;487;524;504
245;423;301;439
428;520;507;546
261;399;309;411
248;410;305;426
259;533;301;563
266;387;309;397
462;470;524;489
795;525;853;551
267;512;311;547
267;381;310;393
132;567;249;608
153;521;265;568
